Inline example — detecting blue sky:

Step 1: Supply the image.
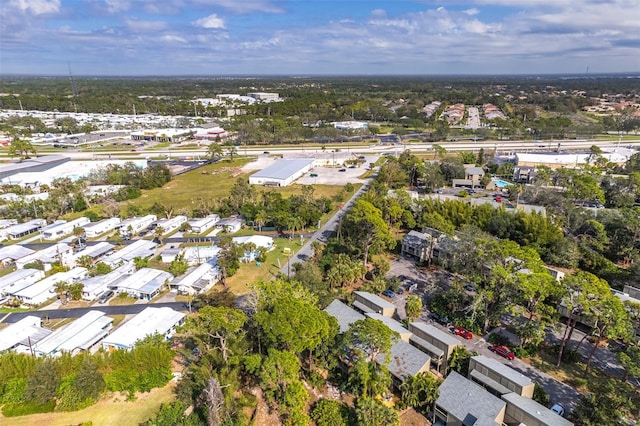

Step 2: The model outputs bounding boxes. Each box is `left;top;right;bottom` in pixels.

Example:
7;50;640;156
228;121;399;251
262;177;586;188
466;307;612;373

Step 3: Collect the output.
1;0;639;76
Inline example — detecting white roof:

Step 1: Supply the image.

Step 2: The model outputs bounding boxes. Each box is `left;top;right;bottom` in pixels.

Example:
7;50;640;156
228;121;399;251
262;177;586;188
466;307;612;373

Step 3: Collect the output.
516;148;634;166
34;311;113;355
72;242;114;260
0;315;52;352
114;267;173;294
173;263;216;288
250;158;314;180
0;245;35;261
14;267;88;300
0;268;45;293
102;307;185;349
17;243;72;266
103;239;157;265
232;235;274;248
83;217;121;232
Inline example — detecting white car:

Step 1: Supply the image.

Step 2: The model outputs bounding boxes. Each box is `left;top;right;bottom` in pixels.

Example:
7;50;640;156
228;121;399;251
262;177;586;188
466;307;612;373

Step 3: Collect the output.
550;404;565;416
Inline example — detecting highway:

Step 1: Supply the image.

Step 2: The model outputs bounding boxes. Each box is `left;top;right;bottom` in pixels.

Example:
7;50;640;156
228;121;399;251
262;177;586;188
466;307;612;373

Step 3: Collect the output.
26;137;640;162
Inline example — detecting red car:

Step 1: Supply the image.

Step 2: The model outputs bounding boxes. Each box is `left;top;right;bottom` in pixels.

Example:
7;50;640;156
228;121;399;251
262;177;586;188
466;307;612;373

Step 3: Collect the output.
451;326;473;339
489;345;515;360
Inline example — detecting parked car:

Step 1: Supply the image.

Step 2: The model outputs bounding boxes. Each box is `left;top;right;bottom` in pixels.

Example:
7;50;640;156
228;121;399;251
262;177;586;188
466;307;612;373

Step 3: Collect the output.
450;325;473;339
396;287;404;295
338;168;346;172
550;404;565;416
430;313;451;326
98;290;114;304
381;289;396;298
488;345;515;360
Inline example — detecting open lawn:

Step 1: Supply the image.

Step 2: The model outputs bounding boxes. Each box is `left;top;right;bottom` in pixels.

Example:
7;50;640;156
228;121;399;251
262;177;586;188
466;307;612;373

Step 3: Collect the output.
124;158;349;213
224;237;298;294
1;383;176;426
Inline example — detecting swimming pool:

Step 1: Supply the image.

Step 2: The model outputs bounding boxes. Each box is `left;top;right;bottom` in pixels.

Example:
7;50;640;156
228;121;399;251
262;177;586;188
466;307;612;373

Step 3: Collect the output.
492;179;511;188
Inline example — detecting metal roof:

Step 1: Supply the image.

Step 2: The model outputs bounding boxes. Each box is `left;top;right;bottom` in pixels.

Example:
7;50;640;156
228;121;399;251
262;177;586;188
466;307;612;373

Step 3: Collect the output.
436;371;505;426
250;158;314;180
501;393;574;426
0;315;51;352
0;245;35;261
471;355;533;388
102;307;185;349
409;321;460;347
34;311;111;355
353;291;396;310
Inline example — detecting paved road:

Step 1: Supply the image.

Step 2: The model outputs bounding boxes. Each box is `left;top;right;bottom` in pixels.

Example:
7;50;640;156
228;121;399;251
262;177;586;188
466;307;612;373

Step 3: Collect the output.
279;176;373;276
0;301;188;324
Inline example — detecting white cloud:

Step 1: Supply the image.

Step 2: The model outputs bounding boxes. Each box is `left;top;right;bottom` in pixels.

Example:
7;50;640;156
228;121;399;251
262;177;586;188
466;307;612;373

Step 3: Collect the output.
463;8;480;15
125;18;170;33
9;0;60;15
192;0;283;14
192;13;225;29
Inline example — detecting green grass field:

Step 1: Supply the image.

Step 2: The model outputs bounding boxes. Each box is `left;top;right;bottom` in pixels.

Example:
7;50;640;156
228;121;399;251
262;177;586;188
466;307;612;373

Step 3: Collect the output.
1;383;176;426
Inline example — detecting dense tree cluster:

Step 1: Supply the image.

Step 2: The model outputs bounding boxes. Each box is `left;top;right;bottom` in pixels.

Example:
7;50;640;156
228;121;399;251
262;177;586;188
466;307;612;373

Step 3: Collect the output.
0;336;174;416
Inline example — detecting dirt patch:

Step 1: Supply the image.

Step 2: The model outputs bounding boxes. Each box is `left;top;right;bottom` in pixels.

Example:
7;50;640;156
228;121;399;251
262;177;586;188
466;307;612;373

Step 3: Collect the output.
400;408;432;426
249;387;282;426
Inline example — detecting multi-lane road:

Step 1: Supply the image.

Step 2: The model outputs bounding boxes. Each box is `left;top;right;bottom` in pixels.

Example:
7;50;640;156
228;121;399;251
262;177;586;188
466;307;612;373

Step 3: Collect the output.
19;137;640;163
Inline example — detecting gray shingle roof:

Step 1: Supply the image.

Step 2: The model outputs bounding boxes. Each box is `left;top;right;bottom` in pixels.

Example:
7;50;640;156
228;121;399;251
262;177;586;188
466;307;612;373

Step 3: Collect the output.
353;291;395;310
436;371;504;426
324;299;365;333
376;339;430;380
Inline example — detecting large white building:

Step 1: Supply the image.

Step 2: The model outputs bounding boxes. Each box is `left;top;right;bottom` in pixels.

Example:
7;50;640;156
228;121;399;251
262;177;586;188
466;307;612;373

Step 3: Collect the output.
102;307;186;351
249;158;315;187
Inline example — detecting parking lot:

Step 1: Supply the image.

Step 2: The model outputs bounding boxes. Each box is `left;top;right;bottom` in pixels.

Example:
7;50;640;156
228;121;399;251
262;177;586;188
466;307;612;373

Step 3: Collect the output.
383;256;581;414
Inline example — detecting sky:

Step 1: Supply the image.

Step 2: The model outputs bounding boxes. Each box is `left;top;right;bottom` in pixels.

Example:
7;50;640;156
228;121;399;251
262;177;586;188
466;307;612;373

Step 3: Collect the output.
1;0;639;76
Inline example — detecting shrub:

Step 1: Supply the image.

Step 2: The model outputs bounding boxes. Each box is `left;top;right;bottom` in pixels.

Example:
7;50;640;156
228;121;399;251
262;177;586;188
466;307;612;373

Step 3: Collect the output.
2;400;56;417
487;333;511;347
532;382;550;406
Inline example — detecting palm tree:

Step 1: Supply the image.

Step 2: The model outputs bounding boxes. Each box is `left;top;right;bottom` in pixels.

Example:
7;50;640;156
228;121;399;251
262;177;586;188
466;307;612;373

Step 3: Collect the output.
399;372;440;414
225;144;238;161
153;226;165;244
54;281;70;305
207;143;223;161
254;210;267;232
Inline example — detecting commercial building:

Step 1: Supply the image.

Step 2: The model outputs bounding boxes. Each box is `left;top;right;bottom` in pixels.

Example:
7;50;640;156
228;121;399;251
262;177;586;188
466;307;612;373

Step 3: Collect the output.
118;214;157;237
130;128;193;143
515;148;633;168
248;158;315;187
247;92;280;101
111;267;173;300
41;217;91;240
0;315;52;354
34;310;113;357
352;291;396;317
102;239;158;267
13;267;88;306
0;268;46;297
171;263;220;295
0;155;69;180
102;307;186;351
409;321;461;374
83;217;121;238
